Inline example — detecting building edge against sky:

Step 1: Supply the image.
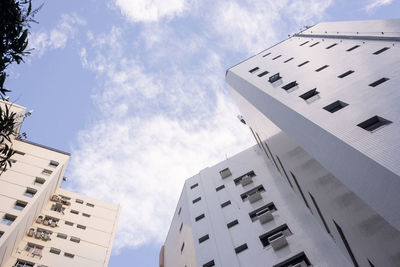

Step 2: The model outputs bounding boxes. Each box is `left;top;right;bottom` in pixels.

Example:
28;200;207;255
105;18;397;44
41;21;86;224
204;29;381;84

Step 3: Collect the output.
161;19;400;267
0;100;120;267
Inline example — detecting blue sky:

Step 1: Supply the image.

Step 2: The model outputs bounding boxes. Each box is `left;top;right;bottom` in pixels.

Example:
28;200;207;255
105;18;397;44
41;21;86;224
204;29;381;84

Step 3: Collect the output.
4;0;400;266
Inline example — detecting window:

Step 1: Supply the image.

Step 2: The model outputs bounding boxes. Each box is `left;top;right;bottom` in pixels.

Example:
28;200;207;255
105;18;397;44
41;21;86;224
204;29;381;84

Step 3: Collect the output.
333;220;359;267
326;43;338;49
203;260;215;267
338;70;354;78
272;252;311;267
178;207;182;215
179;222;183;232
64;253;74;258
70;236;80;243
49;160;59;168
299;88;319;102
14;150;25;156
70;210;79;215
59;195;71;200
65;221;74;226
86;203;95;207
234;243;248;254
373;47;389;55
1;214;16;225
249;202;277;222
195;214;205;222
299;41;309;46
216;185;225;191
50;247;61;255
309;41;319;47
14;200;27;211
309;192;331;234
221;200;231;208
281;81;298;92
219;168;232;179
369;77;389;87
77;224;86;230
357;116;392;132
75;199;84;204
14;260;34;267
190;183;198;189
262;52;271;57
192;197;201;204
227;219;239;229
259;224;292;247
268;73;281;83
290;172;311;211
24;187;37;198
272;55;281;60
234;171;256;185
198;234;209;243
34;177;45;186
51;203;65;213
284;57;294;63
82;213;90;218
57;233;67;239
180;242;185;253
347;45;360;51
41;169;52;176
25;243;44;258
240;185;265;201
257;71;269;77
298;61;309;67
315;65;329;72
249;67;259;73
323;100;348;113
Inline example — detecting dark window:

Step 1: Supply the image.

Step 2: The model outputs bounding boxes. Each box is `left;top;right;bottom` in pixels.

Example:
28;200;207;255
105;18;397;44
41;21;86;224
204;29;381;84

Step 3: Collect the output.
77;224;86;230
269;73;281;83
180;242;185;253
310;42;319;47
190;183;198;189
357;116;392;132
290;172;311;211
216;185;225;191
219;168;232;179
338;70;354;78
82;213;90;218
309;192;331;234
50;247;61;255
192;197;201;204
179;222;183;232
203;260;215;267
64;252;74;258
178;207;182;215
195;214;205;222
233;171;256;185
272;55;282;60
257;71;269;77
75;199;84;204
221;200;231;208
300;41;309;46
249;202;277;221
315;65;329;72
14;260;34;267
262;52;271;57
49;160;59;168
347;45;360;52
235;243;248;254
227;219;239;229
272;252;311;267
298;61;309;67
334;220;359;267
249;67;259;73
299;89;319;101
281;81;298;91
326;43;338;49
24;188;37;198
14;200;27;211
259;224;292;247
34;177;45;186
323;100;348;113
1;214;17;226
369;77;389;87
240;185;265;201
14;150;25;155
276;156;293;187
57;233;67;239
86;203;94;207
70;210;79;215
199;234;209;243
284;57;294;63
65;221;73;226
70;236;80;243
373;47;390;55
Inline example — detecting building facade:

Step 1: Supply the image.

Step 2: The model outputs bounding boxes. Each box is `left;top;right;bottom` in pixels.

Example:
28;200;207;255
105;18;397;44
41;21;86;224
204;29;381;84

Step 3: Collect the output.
0;101;120;267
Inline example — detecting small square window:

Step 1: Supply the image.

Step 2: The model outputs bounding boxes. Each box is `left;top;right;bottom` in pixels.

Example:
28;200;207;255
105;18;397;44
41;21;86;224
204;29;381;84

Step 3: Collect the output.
281;81;298;92
373;47;390;55
272;55;281;60
64;252;74;258
234;243;248;254
284;57;294;63
75;199;84;204
199;234;209;243
227;219;239;229
369;77;389;87
82;213;90;218
86;203;95;207
14;200;27;211
219;168;232;179
298;61;309;67
195;214;205;222
203;260;215;267
41;169;52;176
190;183;198;189
323;100;348;113
357;116;392;132
65;221;74;226
77;224;86;230
309;42;319;47
70;210;79;215
249;67;259;73
268;73;281;83
1;214;17;225
221;200;231;208
347;45;360;51
70;236;80;243
216;185;225;191
50;247;61;255
326;43;338;49
57;233;67;239
338;70;354;78
315;65;329;72
24;188;37;198
49;160;59;168
34;177;45;186
299;89;319;103
257;71;269;77
192;197;201;204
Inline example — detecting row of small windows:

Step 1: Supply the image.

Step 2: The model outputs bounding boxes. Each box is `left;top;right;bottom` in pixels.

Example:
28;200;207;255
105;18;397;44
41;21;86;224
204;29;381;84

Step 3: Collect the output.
297;40;391;55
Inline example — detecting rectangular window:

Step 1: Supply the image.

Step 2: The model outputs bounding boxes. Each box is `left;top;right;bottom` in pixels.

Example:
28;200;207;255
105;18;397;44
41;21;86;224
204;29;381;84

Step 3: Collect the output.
299;88;319;102
234;243;248;254
34;177;45;186
178;207;182;215
309;42;319;47
290;172;311;211
51;203;64;213
70;210;79;215
195;214;205;222
315;65;329;72
281;81;298;92
309;192;331;234
86;203;95;207
192;197;201;204
199;234;209;243
57;233;67;239
233;171;256;185
259;224;292;247
14;200;27;211
323;100;348;113
75;199;84;204
64;253;74;258
257;71;269;77
1;214;17;225
300;41;309;46
268;73;281;83
77;224;86;230
249;67;259;73
41;169;52;176
369;77;389;87
240;185;265;201
216;185;225;191
203;260;215;267
298;61;309;67
50;247;61;255
249;202;277;222
190;183;198;189
357;116;392;132
180;242;185;253
179;222;183;232
221;200;231;208
326;43;338;49
373;47;390;55
284;57;294;63
219;168;232;179
82;213;90;218
272;55;281;60
272;252;311;267
333;220;359;267
70;236;80;243
227;219;239;229
65;221;74;226
262;52;271;57
338;70;354;78
24;188;37;198
49;160;59;168
347;45;360;51
14;260;34;267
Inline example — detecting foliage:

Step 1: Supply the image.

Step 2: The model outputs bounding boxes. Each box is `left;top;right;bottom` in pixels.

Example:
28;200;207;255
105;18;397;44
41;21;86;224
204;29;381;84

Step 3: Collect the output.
0;105;16;172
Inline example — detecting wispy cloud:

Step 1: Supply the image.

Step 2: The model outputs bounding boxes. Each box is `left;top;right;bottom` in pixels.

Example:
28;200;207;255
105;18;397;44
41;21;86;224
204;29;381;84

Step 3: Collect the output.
365;0;393;12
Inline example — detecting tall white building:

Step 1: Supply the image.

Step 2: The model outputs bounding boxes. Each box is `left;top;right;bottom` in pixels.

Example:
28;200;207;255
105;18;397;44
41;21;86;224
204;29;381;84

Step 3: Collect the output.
0;101;120;267
162;19;400;267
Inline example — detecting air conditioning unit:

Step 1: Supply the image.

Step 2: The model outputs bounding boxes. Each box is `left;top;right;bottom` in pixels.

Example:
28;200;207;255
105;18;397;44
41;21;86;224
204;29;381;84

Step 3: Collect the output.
36;216;43;224
34;231;41;239
248;192;262;203
50;221;57;228
27;228;34;237
241;176;253;186
268;232;288;250
258;210;273;224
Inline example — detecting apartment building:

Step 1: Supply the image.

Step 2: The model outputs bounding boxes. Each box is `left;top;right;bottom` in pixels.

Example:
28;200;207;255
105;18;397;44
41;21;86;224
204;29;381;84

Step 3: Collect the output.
0;101;120;267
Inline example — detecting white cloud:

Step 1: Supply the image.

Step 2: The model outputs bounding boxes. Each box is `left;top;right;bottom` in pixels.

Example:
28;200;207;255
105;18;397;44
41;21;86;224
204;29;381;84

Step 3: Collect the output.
111;0;186;22
365;0;393;11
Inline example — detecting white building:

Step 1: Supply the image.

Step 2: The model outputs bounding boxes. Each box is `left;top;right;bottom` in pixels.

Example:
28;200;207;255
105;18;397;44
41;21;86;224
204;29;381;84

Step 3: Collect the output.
0;101;120;267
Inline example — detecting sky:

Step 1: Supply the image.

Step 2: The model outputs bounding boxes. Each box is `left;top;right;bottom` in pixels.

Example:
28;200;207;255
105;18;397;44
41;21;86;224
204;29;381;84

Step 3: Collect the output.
4;0;400;266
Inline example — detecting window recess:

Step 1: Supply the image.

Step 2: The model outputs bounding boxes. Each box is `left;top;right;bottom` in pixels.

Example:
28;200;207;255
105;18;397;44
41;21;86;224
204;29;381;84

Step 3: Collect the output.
338;70;354;78
272;252;312;267
257;71;269;77
219;168;232;179
357;116;392;132
315;65;329;72
326;43;338;49
284;57;294;63
369;77;389;87
281;81;298;92
298;61;309;67
347;45;360;51
309;42;319;47
240;185;265;203
234;243;248;254
233;171;256;186
272;55;282;60
259;224;292;250
373;47;389;55
323;100;348;113
249;67;259;74
249;202;277;222
299;89;319;103
269;73;281;83
299;41;309;46
262;52;271;57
